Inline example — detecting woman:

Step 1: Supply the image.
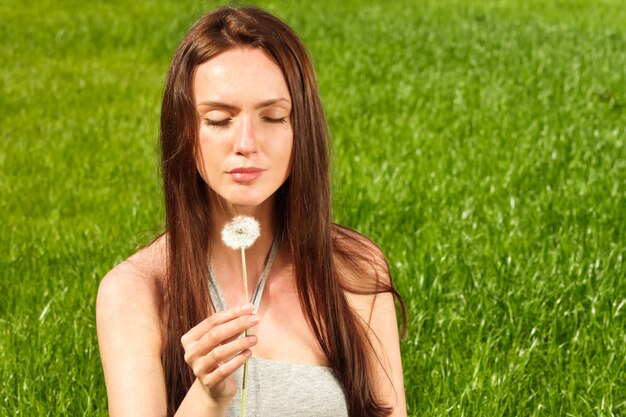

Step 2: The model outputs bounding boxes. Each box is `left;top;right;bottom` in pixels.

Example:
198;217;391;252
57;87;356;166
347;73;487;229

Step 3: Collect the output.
97;6;406;417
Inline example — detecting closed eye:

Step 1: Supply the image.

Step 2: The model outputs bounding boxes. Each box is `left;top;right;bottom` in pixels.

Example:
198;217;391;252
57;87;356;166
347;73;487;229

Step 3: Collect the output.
204;118;232;129
263;117;288;124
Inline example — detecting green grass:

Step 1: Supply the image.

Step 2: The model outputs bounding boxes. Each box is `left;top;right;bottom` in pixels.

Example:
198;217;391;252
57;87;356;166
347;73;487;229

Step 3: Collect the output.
1;0;625;415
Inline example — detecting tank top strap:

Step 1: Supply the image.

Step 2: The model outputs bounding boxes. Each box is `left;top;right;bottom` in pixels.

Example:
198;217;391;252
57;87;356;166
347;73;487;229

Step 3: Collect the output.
207;266;227;312
250;238;278;313
208;237;279;314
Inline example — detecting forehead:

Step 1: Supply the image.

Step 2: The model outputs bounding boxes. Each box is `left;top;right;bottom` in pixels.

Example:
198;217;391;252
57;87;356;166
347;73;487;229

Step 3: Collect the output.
193;47;291;105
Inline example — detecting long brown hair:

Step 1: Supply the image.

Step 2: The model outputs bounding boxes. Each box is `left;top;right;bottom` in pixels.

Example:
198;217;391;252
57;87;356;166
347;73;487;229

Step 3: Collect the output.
159;6;405;416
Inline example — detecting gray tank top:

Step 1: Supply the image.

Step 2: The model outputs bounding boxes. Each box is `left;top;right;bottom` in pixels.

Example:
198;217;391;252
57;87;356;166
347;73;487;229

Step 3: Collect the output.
208;242;349;417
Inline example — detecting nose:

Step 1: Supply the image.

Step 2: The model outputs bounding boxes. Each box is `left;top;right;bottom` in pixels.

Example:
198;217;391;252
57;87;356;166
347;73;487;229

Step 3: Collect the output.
234;115;257;155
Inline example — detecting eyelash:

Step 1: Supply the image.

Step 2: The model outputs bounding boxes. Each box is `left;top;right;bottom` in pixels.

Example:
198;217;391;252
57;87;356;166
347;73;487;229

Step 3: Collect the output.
204;119;231;128
265;117;288;124
203;117;287;129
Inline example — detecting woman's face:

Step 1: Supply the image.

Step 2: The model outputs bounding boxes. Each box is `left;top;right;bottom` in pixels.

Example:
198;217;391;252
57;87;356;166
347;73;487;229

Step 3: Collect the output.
193;47;293;209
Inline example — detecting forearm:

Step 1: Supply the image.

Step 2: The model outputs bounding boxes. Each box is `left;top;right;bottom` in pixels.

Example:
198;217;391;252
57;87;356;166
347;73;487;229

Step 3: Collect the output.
174;379;232;417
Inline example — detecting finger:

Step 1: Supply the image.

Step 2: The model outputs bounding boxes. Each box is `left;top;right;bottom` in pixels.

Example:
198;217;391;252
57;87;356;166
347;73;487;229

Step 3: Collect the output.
192;314;259;358
182;303;254;343
191;334;257;378
183;314;259;364
200;349;253;389
207;334;258;370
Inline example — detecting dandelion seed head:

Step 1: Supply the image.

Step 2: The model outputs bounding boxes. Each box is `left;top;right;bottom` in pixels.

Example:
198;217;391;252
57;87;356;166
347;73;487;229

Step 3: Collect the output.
221;215;261;249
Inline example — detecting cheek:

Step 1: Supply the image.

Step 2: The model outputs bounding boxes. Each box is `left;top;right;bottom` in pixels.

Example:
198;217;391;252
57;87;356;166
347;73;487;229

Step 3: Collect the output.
280;132;295;173
195;134;219;182
197;127;229;155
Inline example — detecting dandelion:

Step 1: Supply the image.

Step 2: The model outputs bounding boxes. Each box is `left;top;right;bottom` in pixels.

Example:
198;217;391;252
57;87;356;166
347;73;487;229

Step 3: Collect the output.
221;215;261;417
221;215;261;250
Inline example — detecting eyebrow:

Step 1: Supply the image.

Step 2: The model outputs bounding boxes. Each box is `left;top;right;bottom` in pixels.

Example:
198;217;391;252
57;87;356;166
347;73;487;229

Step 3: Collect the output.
196;98;291;111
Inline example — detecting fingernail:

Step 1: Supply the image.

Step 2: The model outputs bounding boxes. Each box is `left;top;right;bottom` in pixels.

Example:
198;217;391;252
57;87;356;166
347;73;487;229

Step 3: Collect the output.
241;303;254;312
248;314;259;323
248;335;258;344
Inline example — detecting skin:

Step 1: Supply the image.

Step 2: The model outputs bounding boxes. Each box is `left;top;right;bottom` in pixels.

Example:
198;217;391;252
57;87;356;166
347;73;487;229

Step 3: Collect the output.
96;47;406;417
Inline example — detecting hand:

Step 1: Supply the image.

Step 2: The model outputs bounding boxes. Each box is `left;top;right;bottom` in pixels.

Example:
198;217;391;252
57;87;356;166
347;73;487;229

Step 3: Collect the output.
181;303;259;404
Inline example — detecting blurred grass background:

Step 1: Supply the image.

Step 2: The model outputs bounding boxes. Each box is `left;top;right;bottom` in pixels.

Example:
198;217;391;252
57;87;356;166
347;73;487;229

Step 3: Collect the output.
1;0;625;415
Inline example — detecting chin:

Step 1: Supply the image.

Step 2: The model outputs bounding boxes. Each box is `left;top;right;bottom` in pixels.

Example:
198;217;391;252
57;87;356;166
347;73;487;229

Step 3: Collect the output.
229;199;265;208
214;185;279;210
225;193;272;209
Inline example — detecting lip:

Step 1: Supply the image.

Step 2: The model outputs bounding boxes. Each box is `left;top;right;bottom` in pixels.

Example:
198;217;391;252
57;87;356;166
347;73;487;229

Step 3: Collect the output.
227;167;264;182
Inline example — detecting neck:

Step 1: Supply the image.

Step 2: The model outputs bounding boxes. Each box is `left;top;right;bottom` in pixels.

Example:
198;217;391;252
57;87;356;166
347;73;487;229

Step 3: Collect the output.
209;195;277;300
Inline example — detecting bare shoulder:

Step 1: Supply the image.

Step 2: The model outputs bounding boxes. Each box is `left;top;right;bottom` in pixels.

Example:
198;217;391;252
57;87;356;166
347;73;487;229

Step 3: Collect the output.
331;224;397;325
332;225;407;415
96;235;168;415
332;224;391;285
97;234;167;322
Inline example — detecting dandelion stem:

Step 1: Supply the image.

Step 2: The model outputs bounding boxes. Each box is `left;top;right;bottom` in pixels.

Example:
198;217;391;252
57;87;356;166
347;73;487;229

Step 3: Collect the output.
241;247;249;417
241;361;248;417
241;247;249;303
